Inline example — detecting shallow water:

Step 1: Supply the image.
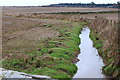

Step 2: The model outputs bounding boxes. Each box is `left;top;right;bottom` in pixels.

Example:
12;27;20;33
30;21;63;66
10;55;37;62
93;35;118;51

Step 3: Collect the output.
73;27;105;78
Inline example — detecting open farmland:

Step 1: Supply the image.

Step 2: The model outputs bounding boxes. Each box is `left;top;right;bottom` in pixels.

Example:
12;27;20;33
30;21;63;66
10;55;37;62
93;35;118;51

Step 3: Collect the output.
2;7;118;15
1;7;120;78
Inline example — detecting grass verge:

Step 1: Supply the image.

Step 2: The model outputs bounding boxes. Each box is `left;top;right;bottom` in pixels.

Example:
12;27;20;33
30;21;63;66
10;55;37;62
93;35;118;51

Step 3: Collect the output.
89;28;120;78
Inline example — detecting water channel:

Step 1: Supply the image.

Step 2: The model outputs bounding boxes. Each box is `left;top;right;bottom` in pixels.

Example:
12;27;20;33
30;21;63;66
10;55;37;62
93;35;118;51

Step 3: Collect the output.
73;27;105;78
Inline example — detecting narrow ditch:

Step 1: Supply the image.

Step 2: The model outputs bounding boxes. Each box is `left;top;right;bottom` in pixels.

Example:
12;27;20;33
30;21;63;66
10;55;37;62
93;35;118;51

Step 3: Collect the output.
73;27;105;78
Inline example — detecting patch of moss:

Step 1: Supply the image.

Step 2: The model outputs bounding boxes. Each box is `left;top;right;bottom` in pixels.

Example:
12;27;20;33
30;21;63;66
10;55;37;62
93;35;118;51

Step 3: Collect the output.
54;63;77;76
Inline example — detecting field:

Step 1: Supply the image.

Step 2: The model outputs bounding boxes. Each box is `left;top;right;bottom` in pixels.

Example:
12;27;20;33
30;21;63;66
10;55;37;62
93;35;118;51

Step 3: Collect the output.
1;7;120;78
2;7;117;14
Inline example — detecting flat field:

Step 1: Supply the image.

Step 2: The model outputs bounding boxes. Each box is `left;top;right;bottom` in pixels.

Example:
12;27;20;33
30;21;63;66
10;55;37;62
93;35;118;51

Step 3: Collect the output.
2;7;117;14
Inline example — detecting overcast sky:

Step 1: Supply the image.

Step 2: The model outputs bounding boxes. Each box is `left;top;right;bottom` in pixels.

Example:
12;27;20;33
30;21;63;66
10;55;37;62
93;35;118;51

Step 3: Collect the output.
0;0;118;6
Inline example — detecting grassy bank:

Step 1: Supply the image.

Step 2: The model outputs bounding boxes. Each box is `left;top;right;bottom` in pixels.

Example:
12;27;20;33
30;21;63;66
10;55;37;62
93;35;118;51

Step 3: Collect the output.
2;21;86;79
90;29;120;78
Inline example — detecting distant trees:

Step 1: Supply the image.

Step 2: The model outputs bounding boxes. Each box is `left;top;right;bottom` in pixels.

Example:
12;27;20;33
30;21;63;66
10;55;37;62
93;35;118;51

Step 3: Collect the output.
44;2;118;8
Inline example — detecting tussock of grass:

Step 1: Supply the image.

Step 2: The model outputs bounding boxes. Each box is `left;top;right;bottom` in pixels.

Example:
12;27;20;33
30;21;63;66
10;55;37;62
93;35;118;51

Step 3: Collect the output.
31;67;70;78
54;63;77;76
50;53;70;60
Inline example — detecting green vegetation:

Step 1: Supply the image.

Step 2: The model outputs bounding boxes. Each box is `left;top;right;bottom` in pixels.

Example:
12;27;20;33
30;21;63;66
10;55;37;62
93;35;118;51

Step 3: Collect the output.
103;62;120;77
2;22;86;78
89;29;104;57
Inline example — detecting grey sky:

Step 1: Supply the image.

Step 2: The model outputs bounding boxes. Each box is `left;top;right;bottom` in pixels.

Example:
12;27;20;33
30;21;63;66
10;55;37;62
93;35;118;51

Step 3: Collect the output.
0;0;118;6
